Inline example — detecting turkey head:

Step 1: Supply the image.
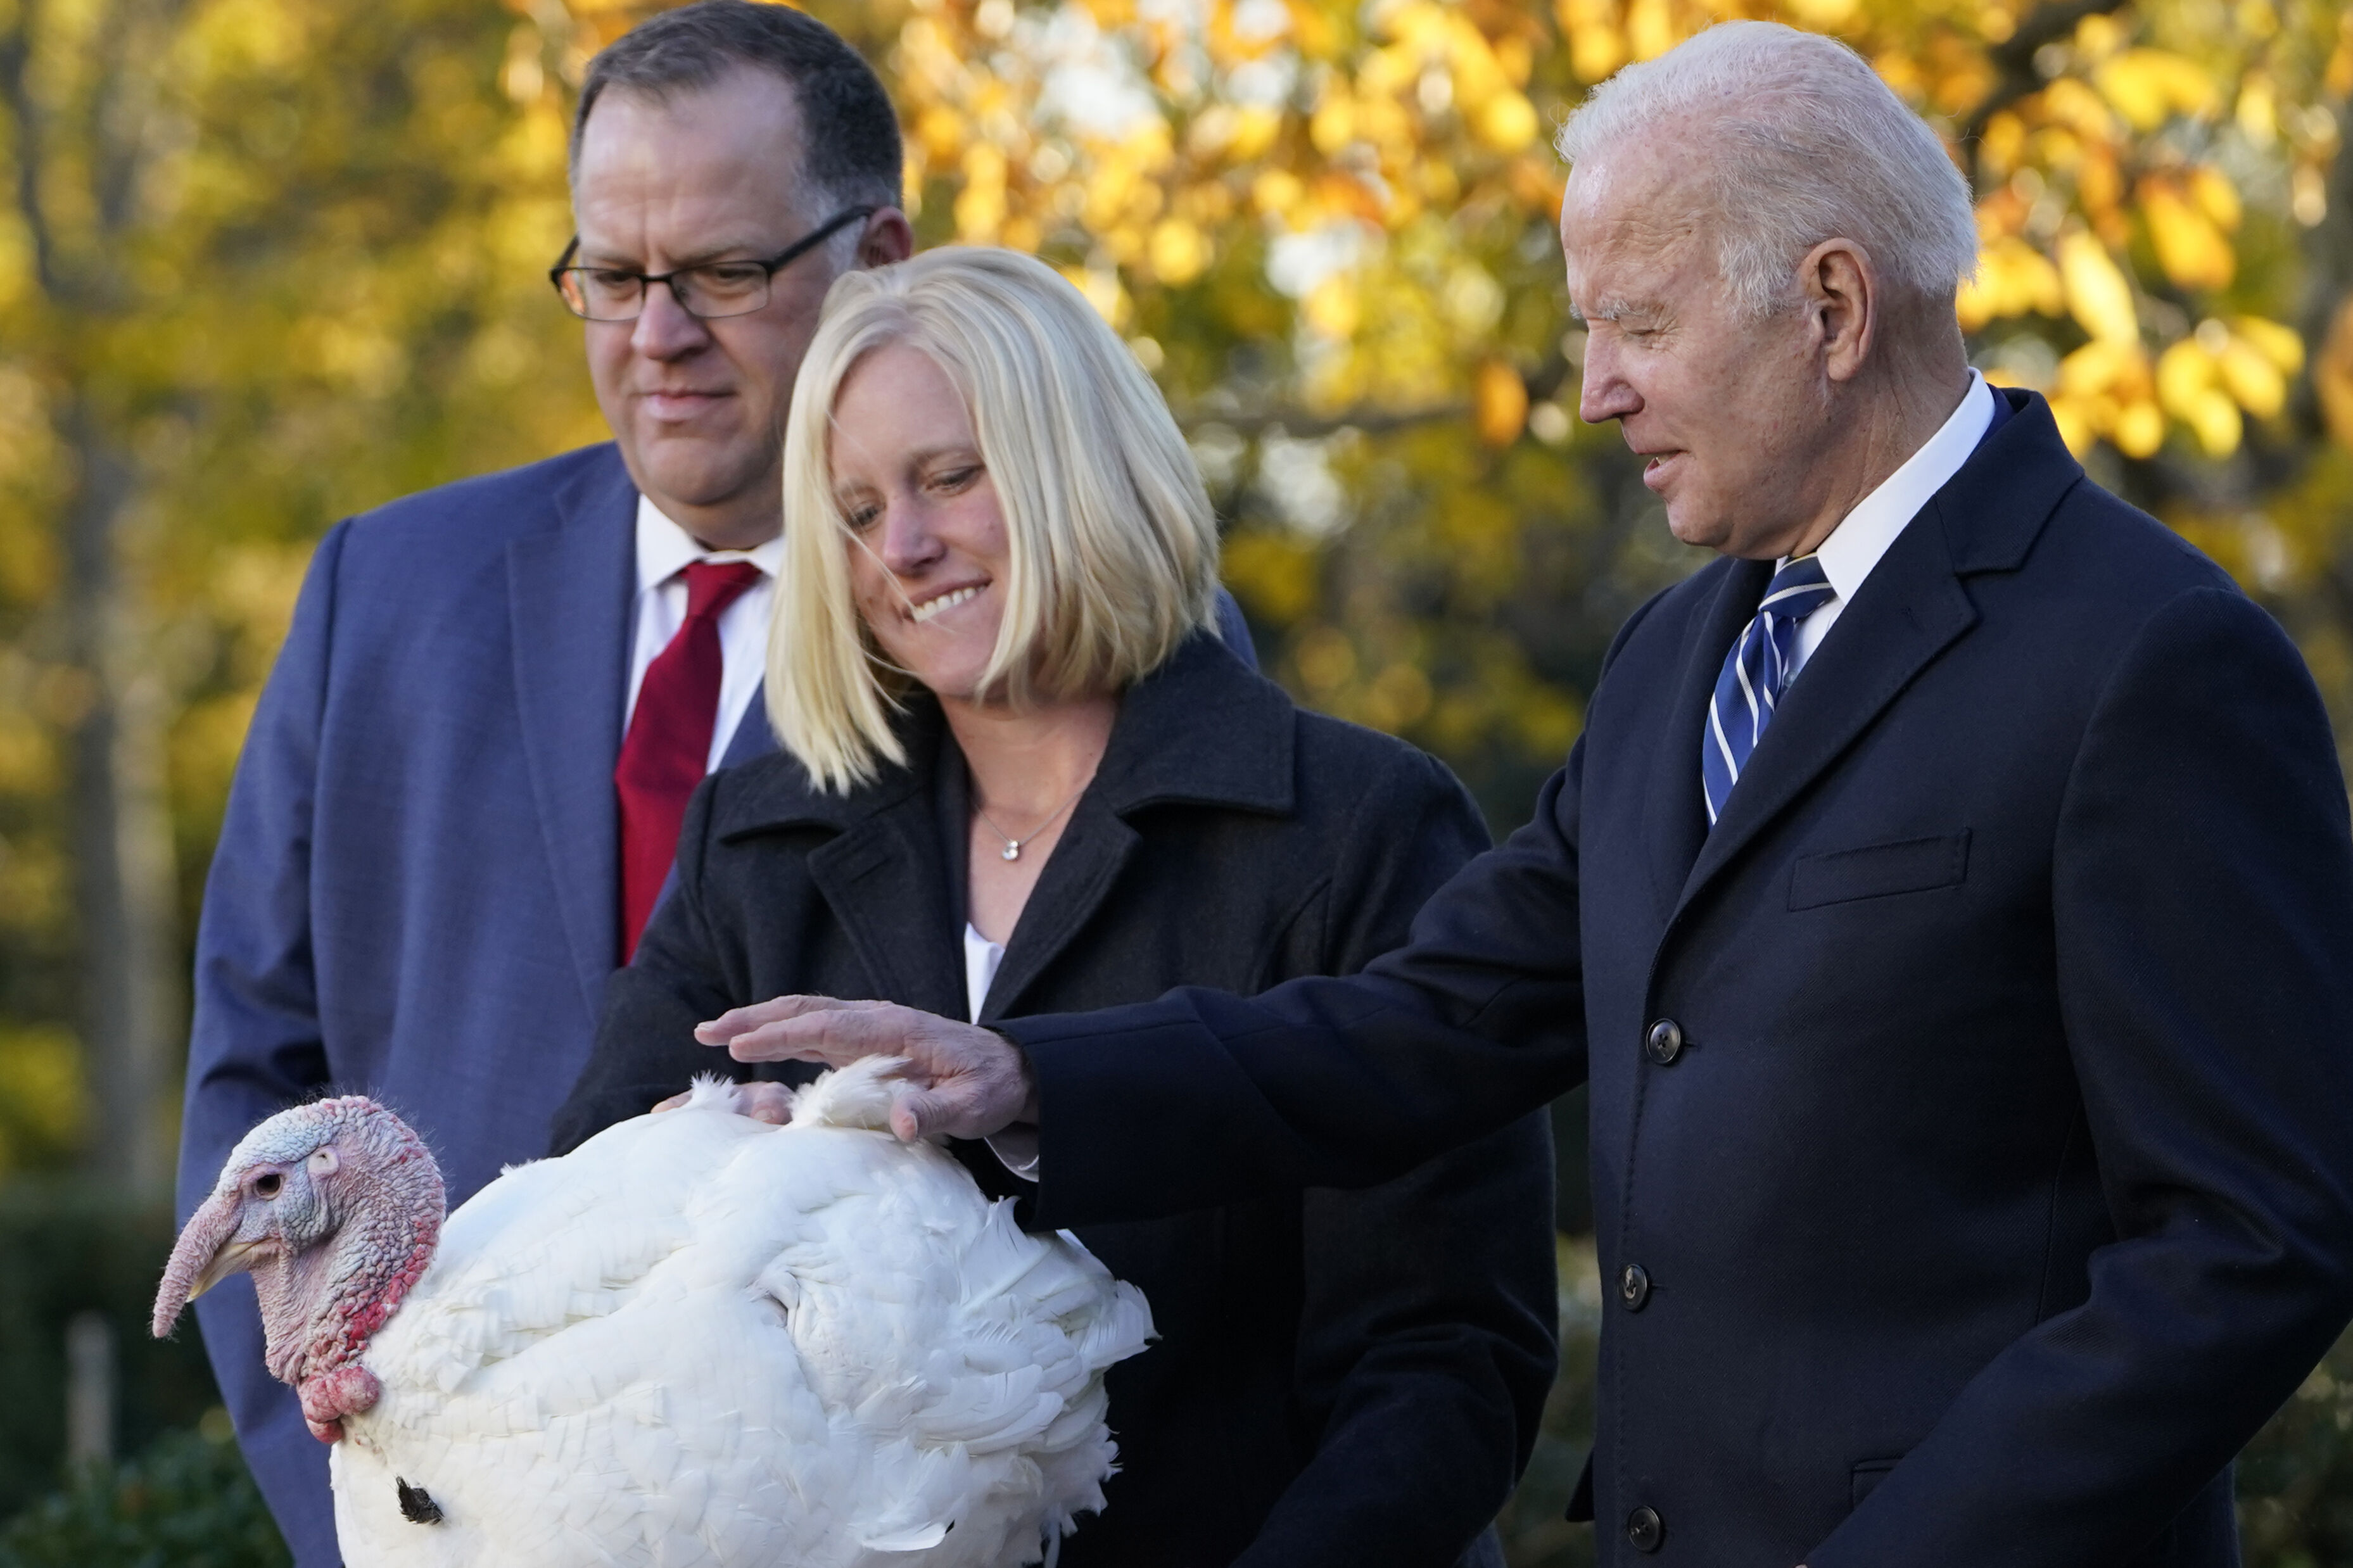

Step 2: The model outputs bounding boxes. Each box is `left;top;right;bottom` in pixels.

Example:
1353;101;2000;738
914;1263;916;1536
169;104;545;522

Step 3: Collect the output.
154;1096;446;1441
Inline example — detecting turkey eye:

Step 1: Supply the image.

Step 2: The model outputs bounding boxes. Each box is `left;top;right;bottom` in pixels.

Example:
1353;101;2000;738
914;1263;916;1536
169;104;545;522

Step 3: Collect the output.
254;1172;283;1198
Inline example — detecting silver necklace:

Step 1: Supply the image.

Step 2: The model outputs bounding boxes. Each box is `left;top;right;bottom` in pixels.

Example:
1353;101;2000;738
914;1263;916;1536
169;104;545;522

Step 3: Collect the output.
975;778;1090;862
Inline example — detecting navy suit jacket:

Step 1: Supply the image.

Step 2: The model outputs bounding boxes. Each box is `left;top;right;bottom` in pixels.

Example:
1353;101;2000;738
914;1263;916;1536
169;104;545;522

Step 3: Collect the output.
175;439;1255;1564
1001;390;2353;1567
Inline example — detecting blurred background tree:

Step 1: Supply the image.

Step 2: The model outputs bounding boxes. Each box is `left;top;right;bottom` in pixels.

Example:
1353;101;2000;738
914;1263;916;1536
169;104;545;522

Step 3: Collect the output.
0;0;2347;1560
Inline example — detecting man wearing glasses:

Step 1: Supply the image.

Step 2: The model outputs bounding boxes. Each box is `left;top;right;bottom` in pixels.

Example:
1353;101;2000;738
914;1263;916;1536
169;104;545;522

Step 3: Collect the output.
175;6;1257;1562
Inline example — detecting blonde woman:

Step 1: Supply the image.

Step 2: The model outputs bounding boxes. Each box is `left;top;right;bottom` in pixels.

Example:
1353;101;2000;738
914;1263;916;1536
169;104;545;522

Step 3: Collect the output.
552;248;1557;1568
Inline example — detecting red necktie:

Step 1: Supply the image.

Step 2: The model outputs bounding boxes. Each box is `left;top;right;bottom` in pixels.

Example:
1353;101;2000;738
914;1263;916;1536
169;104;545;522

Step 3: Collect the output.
616;559;763;960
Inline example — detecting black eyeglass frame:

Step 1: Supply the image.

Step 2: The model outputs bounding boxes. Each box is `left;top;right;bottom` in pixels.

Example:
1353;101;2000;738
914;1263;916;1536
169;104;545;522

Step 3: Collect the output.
548;205;878;322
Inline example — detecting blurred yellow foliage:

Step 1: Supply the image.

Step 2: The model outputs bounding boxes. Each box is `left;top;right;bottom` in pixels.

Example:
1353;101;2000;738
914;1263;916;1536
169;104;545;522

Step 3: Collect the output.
2157;339;2244;457
0;0;2338;1172
1475;360;1529;446
863;0;2345;469
0;1025;82;1173
2143;180;2235;290
1958;236;2064;327
2095;48;2220;130
2059;231;2140;346
2318;300;2353;449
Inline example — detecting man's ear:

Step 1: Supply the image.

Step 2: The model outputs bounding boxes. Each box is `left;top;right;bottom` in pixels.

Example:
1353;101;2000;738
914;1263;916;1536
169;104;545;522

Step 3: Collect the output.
1803;237;1877;384
858;208;916;269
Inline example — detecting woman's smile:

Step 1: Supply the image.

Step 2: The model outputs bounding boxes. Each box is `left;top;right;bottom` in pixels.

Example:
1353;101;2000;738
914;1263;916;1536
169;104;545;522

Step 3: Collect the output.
906;581;989;623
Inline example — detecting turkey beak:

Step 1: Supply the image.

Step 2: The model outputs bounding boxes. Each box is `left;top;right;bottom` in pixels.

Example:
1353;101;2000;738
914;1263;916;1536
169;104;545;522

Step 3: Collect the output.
189;1237;274;1302
152;1186;274;1337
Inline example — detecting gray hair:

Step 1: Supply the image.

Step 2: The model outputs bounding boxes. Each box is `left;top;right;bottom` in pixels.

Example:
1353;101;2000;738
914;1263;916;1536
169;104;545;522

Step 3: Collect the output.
1556;22;1977;315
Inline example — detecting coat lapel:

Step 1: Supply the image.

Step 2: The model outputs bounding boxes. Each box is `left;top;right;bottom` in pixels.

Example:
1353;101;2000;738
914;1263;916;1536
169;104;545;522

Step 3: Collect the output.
508;447;637;1010
1642;557;1770;920
984;635;1292;1021
802;796;968;1021
770;718;966;1021
980;805;1144;1023
1665;388;2074;916
1675;493;1977;918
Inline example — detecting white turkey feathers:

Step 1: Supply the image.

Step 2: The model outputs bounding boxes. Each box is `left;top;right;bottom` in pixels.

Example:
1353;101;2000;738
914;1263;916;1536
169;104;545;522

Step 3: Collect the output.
165;1058;1153;1568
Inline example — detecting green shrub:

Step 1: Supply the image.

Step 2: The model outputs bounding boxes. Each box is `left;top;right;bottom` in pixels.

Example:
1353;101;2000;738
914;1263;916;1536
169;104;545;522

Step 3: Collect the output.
0;1181;224;1520
2238;1325;2353;1566
0;1420;288;1568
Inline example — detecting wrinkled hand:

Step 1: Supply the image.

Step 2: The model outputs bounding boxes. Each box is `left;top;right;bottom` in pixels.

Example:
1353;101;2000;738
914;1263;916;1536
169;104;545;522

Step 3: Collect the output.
694;996;1038;1143
652;1080;796;1124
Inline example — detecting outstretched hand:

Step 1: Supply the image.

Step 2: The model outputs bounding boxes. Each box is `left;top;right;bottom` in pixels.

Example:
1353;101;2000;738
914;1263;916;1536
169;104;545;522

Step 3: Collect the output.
694;997;1039;1144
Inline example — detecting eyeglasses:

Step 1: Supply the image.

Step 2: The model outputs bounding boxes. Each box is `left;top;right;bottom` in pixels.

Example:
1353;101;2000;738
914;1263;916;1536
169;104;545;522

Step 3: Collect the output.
549;206;877;322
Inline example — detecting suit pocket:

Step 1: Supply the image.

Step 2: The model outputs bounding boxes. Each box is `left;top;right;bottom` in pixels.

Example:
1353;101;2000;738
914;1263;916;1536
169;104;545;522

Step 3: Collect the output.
1851;1457;1903;1510
1789;830;1970;911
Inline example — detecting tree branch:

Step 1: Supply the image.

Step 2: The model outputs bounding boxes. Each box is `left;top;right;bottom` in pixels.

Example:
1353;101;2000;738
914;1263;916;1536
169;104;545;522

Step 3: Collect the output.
1958;0;2134;160
0;0;60;300
89;0;195;243
1179;350;1579;443
1179;401;1469;440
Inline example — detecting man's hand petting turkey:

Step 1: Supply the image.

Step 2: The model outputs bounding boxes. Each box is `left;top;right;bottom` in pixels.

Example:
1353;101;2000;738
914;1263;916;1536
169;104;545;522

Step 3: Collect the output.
695;996;1037;1143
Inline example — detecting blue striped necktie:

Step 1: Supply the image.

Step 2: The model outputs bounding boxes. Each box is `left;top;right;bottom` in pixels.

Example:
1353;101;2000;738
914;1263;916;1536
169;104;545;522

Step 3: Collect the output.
1702;555;1837;826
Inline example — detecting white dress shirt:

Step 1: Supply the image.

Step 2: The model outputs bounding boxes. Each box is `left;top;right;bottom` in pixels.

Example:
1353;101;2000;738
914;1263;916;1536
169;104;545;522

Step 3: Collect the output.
1786;371;1995;680
624;495;784;769
963;922;1006;1021
966;923;1043;1180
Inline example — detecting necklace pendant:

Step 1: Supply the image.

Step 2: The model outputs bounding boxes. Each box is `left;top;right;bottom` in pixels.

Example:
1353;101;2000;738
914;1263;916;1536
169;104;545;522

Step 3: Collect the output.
1001;842;1021;861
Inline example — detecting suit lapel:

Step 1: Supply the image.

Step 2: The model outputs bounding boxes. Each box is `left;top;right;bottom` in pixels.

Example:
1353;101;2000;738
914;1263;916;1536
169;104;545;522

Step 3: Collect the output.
1642;558;1770;920
508;448;636;1009
1675;498;1977;918
717;680;778;769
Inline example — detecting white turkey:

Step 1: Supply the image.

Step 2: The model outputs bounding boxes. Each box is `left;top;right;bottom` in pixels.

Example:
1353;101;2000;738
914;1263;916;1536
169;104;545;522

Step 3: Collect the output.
153;1059;1154;1567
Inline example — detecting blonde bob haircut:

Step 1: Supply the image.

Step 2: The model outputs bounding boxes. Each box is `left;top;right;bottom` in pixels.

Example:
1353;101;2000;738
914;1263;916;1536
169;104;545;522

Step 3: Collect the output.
770;246;1222;794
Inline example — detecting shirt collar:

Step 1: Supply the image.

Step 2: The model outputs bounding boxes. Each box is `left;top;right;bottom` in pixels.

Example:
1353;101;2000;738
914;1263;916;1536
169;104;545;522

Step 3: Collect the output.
633;492;785;593
1806;370;1995;602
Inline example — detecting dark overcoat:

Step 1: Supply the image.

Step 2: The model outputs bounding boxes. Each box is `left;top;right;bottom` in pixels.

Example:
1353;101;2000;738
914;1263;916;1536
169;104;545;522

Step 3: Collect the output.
553;634;1561;1568
998;391;2353;1568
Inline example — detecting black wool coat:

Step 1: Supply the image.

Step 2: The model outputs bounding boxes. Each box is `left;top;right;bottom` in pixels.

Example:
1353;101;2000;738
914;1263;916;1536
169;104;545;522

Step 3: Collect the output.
999;392;2353;1568
552;634;1560;1568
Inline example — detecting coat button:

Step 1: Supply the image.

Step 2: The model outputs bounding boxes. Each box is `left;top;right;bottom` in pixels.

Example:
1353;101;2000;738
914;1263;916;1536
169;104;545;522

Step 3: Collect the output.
1627;1505;1665;1553
1619;1262;1652;1311
1644;1018;1684;1065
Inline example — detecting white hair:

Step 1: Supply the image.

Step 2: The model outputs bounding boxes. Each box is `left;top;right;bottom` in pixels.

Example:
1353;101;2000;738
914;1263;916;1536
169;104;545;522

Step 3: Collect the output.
1556;21;1977;315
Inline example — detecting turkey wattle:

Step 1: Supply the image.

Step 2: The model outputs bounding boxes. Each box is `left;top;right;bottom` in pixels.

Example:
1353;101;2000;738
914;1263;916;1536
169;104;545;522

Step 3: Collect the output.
154;1060;1155;1567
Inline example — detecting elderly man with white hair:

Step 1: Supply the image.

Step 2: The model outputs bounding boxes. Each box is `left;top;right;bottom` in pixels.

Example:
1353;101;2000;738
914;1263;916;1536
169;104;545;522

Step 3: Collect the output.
699;22;2353;1568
